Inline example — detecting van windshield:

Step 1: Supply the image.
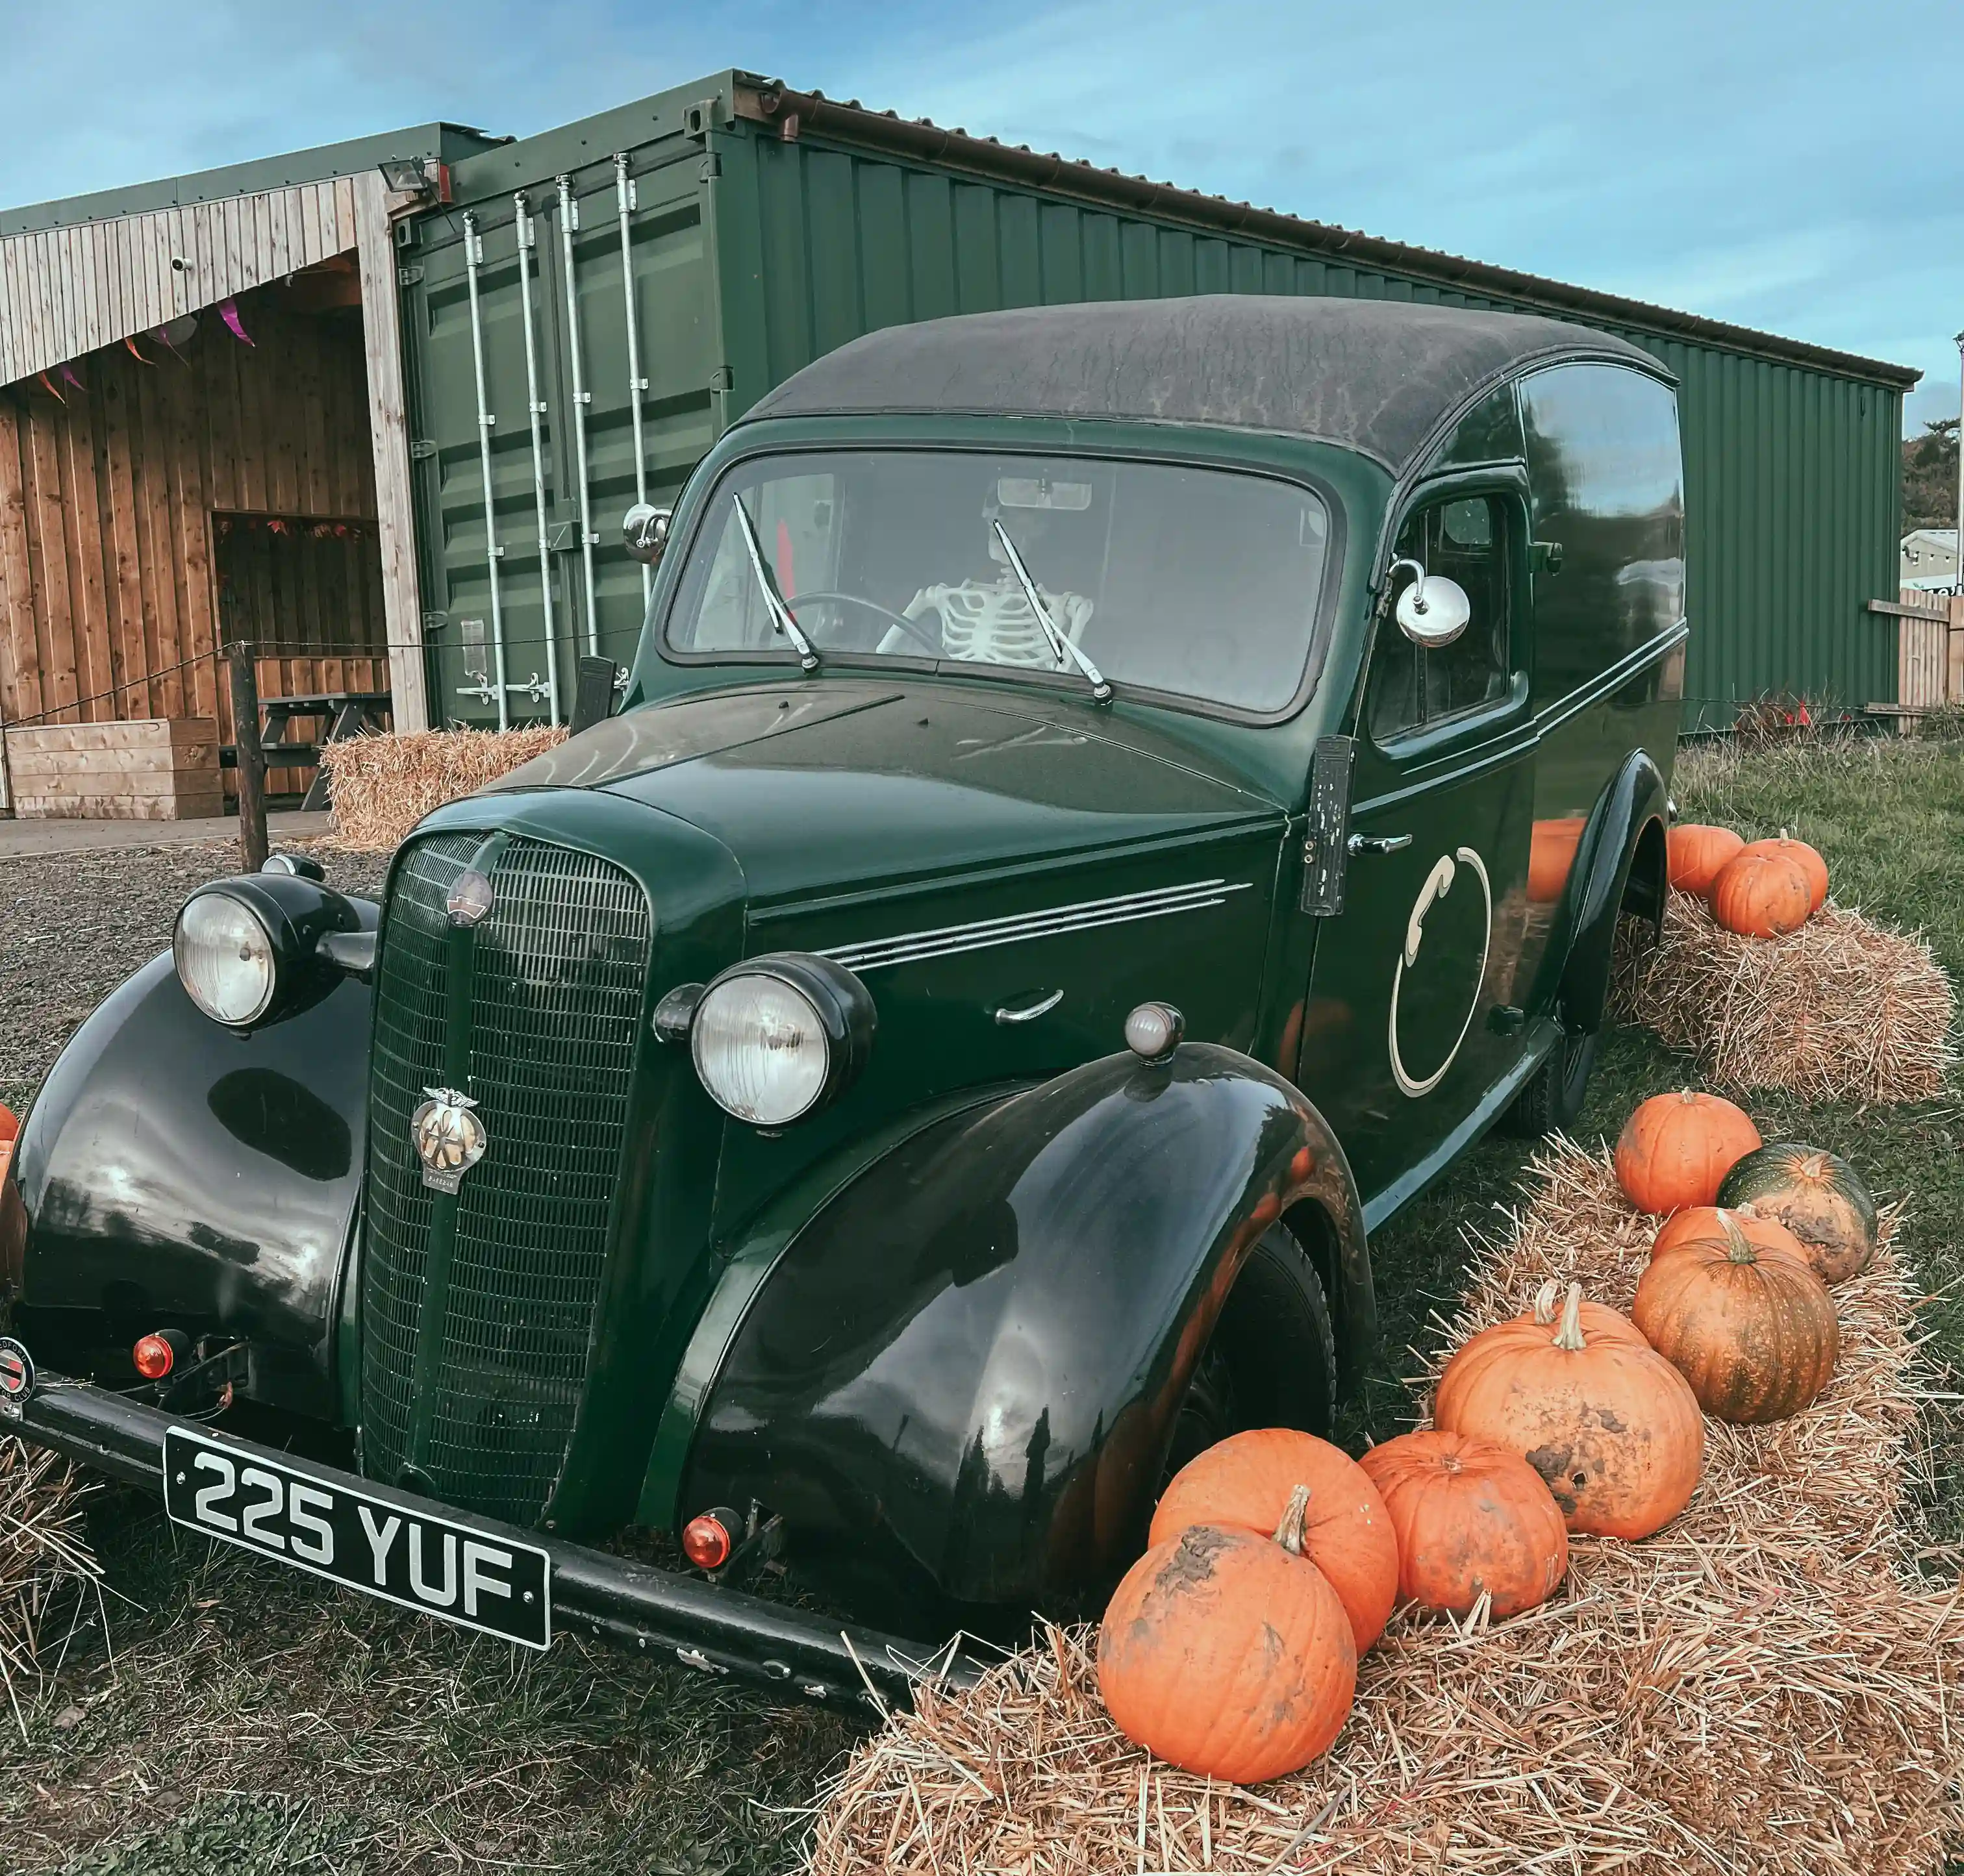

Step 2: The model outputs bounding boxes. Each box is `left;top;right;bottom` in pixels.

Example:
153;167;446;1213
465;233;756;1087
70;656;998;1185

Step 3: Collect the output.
661;450;1334;715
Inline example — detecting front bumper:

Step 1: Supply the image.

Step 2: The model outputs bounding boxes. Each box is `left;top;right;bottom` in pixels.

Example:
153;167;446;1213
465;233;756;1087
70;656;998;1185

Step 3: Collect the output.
4;1366;981;1709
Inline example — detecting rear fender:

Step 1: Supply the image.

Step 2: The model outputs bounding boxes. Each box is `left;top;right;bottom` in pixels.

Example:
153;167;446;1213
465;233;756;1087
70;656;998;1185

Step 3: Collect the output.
4;916;375;1416
1548;749;1668;1034
674;1044;1367;1625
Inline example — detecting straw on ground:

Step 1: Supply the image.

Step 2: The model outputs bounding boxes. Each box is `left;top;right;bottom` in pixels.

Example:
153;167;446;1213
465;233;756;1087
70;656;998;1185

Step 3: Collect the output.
320;726;567;851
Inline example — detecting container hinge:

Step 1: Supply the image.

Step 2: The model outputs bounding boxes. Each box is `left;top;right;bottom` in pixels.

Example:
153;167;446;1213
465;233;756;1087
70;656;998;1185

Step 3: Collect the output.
409;438;438;460
421;610;449;632
710;366;734;394
1300;735;1357;916
397;264;425;286
699;154;722;182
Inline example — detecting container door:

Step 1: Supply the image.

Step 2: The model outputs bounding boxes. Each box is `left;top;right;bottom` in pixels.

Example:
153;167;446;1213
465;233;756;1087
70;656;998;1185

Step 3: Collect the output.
1295;481;1536;1212
400;151;720;727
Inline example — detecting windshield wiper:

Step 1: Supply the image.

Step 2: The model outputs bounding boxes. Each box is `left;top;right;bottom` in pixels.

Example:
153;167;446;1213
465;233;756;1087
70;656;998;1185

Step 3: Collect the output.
730;495;819;673
990;519;1111;703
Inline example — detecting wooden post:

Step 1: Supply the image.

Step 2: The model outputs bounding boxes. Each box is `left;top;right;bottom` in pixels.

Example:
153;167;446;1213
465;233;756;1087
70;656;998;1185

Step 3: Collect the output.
353;171;429;732
229;644;268;871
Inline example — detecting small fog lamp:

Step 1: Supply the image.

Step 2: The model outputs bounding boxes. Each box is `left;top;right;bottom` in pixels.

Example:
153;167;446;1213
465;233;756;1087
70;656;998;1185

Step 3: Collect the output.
681;1510;735;1571
132;1330;189;1380
1124;1002;1185;1064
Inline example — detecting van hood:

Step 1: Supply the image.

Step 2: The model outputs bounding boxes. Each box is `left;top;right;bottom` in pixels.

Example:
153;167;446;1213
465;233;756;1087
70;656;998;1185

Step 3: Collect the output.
487;679;1285;911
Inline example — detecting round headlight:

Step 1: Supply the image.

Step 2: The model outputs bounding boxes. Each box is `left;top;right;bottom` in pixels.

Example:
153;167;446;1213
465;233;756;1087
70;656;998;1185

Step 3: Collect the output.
174;891;277;1026
691;972;832;1125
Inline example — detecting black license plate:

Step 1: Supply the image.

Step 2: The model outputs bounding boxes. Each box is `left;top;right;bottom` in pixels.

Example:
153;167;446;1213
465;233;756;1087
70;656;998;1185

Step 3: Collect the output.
162;1427;551;1649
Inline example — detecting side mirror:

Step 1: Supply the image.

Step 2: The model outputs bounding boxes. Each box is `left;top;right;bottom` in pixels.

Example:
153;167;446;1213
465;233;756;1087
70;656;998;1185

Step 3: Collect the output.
1391;558;1472;649
623;503;672;566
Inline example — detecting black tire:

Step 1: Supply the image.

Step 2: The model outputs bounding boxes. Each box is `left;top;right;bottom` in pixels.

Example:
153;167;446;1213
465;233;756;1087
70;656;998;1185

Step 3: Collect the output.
1161;1222;1337;1485
1504;1027;1599;1138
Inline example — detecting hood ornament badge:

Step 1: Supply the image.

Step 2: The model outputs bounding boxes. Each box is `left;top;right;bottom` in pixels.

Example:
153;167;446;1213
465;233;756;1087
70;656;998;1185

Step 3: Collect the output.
411;1088;488;1193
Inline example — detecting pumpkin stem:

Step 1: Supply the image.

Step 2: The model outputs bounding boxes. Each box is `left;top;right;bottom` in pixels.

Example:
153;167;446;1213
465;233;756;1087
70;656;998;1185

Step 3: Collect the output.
1779;826;1791;842
1533;1280;1560;1325
1272;1484;1311;1555
1552;1282;1587;1351
1718;1212;1757;1264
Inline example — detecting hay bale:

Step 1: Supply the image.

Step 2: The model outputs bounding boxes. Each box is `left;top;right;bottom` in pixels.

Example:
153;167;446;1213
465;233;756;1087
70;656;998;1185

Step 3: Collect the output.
317;727;568;852
1612;891;1954;1103
808;1141;1964;1876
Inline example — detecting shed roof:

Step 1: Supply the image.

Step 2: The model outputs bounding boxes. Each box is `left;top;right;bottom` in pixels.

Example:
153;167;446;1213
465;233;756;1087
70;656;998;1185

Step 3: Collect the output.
0;124;505;237
743;297;1656;473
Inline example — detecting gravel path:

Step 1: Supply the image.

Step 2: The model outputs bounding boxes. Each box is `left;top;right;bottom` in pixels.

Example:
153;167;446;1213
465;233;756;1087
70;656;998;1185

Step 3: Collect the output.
0;839;391;1118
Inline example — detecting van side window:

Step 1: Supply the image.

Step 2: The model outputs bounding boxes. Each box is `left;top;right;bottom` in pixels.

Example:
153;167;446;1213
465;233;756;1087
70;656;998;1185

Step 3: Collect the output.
1368;495;1511;740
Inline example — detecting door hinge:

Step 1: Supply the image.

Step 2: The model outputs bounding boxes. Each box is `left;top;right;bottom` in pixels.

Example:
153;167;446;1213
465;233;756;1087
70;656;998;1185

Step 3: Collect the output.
409;438;438;460
420;610;449;632
709;366;734;393
397;264;425;286
1300;735;1357;916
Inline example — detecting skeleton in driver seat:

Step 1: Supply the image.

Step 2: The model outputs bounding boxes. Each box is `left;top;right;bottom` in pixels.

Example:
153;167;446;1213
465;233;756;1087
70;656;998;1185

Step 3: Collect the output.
883;477;1096;666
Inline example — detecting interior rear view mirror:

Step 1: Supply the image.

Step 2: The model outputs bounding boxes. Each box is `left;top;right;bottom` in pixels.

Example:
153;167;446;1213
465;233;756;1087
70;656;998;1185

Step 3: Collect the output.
996;476;1092;511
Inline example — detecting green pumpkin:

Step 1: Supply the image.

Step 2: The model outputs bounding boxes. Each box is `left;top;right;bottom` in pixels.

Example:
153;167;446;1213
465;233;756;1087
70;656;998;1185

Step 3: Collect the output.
1717;1144;1878;1285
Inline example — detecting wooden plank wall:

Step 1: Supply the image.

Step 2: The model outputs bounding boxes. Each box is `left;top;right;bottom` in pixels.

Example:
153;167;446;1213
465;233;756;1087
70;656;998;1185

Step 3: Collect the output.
0;290;388;773
1896;589;1964;712
0;178;360;390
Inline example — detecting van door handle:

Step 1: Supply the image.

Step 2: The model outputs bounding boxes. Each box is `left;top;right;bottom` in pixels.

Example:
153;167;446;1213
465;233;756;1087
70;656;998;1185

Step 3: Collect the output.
995;988;1064;1025
1347;833;1413;857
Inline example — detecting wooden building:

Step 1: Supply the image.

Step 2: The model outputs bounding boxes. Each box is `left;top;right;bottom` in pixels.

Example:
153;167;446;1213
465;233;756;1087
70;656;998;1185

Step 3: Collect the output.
0;128;499;807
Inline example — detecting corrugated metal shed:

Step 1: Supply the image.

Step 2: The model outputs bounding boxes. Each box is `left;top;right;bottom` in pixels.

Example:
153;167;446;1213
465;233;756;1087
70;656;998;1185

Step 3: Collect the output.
395;71;1915;736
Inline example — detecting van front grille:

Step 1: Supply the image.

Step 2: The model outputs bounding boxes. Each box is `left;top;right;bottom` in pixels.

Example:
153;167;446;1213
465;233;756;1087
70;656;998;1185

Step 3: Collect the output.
359;832;649;1526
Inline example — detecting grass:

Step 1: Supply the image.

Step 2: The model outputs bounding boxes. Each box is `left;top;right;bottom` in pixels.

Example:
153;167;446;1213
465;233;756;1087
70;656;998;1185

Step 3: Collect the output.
6;731;1963;1871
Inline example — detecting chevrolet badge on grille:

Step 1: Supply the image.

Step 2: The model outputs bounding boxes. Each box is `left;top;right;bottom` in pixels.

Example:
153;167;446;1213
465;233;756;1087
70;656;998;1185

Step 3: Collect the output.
411;1088;488;1193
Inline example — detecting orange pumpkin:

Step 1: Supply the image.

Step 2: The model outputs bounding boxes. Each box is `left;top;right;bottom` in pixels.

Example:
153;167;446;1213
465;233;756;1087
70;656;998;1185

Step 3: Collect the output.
1528;818;1586;904
1150;1429;1398;1653
1709;849;1812;939
1667;823;1744;895
1098;1486;1357;1782
1357;1429;1568;1619
1736;829;1828;914
1650;1203;1809;1267
1631;1212;1839;1423
1433;1283;1704;1538
0;1103;15;1194
1614;1090;1762;1215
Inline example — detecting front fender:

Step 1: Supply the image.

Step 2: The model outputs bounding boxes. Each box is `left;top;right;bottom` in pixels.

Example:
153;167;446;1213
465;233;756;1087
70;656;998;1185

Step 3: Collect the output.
677;1044;1365;1626
5;940;373;1417
1550;749;1668;1034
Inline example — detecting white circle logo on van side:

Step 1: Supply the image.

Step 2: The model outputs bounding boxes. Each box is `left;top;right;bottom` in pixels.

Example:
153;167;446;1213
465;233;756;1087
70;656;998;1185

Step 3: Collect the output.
1389;846;1492;1098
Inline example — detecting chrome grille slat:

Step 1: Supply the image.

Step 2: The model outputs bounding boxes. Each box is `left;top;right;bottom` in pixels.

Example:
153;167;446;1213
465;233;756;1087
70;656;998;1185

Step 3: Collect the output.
359;834;651;1527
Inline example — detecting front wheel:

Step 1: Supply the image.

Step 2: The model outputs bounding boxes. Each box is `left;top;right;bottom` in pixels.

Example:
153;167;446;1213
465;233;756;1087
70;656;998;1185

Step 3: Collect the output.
1161;1221;1337;1486
1503;1027;1599;1138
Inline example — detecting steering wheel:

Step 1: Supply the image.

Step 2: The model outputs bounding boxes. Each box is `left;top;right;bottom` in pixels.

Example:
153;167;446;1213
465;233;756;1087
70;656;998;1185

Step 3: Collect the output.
788;590;944;658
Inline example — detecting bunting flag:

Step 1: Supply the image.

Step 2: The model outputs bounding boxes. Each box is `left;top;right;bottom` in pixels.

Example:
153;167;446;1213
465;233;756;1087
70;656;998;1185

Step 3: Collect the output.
37;370;64;403
124;335;157;366
217;298;255;347
60;363;84;392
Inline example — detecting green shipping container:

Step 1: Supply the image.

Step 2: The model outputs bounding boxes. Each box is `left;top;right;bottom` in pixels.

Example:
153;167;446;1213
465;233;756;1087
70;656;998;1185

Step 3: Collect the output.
398;71;1917;733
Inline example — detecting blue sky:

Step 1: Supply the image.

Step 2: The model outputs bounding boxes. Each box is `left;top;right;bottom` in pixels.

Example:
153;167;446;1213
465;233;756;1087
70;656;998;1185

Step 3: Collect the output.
5;0;1960;430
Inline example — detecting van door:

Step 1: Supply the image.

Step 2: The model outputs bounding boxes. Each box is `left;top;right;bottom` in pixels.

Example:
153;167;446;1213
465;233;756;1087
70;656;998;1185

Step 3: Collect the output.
1294;476;1536;1220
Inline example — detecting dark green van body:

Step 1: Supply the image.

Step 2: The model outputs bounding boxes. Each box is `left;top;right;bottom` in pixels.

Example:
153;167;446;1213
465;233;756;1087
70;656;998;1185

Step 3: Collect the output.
6;298;1681;1629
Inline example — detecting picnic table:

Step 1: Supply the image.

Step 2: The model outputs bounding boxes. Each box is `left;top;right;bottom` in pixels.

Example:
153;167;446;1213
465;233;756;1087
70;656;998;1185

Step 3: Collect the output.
220;690;392;811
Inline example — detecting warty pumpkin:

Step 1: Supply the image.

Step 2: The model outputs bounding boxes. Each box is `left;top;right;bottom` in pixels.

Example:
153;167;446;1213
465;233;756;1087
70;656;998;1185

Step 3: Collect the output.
1433;1282;1704;1538
1098;1485;1357;1782
1737;828;1828;914
1528;818;1586;904
1614;1090;1762;1215
1717;1142;1878;1284
1150;1428;1398;1653
1631;1211;1839;1423
1650;1203;1809;1266
1667;823;1744;895
1357;1429;1568;1619
1709;849;1812;939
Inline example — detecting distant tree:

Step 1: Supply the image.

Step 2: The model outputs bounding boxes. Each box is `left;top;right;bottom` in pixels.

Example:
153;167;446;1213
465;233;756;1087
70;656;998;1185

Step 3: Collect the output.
1904;416;1959;531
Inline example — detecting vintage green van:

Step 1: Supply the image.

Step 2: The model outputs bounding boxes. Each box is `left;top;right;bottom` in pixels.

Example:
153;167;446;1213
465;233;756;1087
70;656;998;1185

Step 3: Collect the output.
0;298;1682;1700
